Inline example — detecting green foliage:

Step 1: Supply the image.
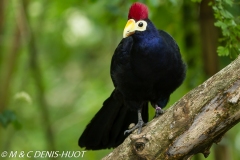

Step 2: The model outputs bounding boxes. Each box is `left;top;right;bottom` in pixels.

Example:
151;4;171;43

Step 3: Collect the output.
191;0;202;3
0;110;21;129
0;0;240;160
211;0;240;58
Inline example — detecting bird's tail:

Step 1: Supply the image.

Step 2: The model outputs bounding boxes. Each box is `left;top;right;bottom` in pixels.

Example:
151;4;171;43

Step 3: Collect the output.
78;90;148;150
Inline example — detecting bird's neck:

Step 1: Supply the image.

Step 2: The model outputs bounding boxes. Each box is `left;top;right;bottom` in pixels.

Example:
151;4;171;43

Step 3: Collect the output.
132;36;163;55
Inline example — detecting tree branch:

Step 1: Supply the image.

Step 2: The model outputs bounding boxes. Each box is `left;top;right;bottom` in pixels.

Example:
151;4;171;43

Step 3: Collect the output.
103;55;240;160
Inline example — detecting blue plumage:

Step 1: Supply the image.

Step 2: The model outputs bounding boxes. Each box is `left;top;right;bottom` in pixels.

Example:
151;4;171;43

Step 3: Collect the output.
79;3;186;150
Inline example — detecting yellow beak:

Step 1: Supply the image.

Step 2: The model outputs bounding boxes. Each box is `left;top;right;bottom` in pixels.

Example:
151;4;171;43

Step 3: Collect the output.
123;19;136;38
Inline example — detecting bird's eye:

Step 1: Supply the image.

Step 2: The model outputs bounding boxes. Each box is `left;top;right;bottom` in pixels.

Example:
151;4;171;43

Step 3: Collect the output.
138;22;143;27
135;21;147;32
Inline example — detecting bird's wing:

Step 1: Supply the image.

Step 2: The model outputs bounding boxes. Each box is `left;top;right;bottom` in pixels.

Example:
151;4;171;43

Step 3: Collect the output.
110;37;133;87
158;30;180;55
157;30;186;95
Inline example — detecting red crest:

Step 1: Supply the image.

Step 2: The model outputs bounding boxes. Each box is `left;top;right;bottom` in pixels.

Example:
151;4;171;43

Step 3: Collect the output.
128;2;148;21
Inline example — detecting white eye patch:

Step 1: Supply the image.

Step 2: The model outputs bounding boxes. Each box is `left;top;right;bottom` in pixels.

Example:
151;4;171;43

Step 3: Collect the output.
135;20;147;32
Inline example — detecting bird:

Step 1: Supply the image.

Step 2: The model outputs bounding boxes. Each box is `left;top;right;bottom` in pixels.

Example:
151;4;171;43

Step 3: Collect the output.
78;2;186;150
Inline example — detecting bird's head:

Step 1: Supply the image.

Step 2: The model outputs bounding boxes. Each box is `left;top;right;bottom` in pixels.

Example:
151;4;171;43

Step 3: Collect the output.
123;2;157;39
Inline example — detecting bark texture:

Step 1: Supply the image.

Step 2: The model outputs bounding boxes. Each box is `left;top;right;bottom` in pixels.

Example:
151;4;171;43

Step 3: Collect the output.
102;55;240;160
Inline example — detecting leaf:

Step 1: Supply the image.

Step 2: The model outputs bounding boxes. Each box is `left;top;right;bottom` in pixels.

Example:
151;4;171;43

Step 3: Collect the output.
0;110;21;129
214;21;227;28
221;10;233;19
217;46;229;56
0;110;14;128
225;0;233;6
211;0;239;58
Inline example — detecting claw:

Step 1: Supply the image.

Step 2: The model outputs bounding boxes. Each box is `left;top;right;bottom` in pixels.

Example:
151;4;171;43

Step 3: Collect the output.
124;120;146;135
124;109;146;135
155;105;164;117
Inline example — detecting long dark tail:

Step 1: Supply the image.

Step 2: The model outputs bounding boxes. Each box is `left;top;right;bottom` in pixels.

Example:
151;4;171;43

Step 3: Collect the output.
78;90;148;150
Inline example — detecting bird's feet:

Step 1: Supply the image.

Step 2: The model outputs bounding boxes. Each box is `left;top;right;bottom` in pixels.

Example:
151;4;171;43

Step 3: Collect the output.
124;119;146;135
155;105;164;117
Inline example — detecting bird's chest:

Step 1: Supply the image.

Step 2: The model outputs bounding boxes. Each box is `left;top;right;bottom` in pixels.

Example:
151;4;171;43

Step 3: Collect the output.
115;51;162;100
112;38;169;99
130;44;164;80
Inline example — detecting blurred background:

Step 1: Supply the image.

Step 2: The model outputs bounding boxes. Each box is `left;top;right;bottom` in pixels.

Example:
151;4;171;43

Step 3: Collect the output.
0;0;239;159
